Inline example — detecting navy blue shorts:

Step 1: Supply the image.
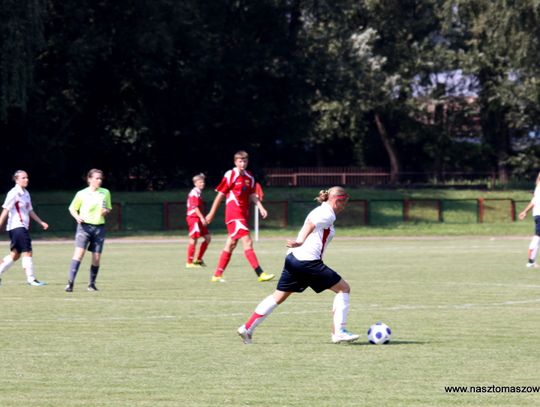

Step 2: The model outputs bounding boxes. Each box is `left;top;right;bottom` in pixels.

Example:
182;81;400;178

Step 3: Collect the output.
8;227;32;253
276;253;342;294
75;223;106;253
534;216;540;236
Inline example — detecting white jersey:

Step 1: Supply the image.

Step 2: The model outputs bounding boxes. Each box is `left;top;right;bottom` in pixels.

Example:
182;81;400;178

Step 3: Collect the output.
2;185;33;231
288;201;336;261
532;185;540;217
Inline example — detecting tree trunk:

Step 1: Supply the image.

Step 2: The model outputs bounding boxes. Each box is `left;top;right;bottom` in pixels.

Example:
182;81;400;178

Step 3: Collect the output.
374;113;400;184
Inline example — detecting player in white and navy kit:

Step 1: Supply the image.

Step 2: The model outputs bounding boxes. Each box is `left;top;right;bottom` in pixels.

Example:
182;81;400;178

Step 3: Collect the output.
519;172;540;267
185;173;211;268
237;186;360;344
0;170;49;286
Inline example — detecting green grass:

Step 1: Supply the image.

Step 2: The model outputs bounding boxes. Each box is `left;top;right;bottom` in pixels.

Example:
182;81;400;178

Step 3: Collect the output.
1;237;540;406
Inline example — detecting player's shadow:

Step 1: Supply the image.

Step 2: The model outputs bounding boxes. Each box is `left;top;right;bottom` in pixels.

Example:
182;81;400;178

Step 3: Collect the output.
348;340;427;346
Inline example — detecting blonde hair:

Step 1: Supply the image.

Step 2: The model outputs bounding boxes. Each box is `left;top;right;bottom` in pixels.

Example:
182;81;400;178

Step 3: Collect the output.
192;173;205;183
315;186;347;203
234;150;249;160
12;170;27;181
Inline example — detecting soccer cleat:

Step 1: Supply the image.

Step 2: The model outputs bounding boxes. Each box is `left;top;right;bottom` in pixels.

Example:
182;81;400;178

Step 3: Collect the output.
65;281;74;292
186;262;202;269
257;272;275;282
237;325;253;344
210;275;226;283
194;260;206;267
87;283;99;292
526;262;539;268
332;329;360;344
28;279;46;286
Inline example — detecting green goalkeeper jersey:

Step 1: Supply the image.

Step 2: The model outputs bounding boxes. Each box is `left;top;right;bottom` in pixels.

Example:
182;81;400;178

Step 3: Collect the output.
69;187;112;225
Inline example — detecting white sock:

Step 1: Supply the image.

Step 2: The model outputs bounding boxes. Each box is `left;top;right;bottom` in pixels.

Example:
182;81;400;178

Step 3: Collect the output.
246;295;278;332
22;256;35;282
0;255;14;276
529;235;540;261
333;292;350;334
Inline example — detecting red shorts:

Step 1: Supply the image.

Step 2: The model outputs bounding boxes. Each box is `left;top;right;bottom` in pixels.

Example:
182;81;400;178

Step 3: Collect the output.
226;219;250;239
186;217;209;238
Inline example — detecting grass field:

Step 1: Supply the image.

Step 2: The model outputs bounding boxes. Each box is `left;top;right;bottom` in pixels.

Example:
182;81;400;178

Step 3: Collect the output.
1;236;540;406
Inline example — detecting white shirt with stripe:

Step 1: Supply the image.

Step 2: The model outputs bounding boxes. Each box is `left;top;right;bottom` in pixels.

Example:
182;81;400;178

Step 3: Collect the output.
2;185;33;231
532;185;540;217
288;201;336;261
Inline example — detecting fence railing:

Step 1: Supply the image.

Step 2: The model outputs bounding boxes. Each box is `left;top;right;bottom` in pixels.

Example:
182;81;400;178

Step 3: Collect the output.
26;198;529;233
263;167;497;186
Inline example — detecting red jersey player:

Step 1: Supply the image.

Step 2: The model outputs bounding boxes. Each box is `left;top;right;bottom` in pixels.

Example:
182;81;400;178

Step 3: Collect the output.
205;151;274;283
185;173;211;268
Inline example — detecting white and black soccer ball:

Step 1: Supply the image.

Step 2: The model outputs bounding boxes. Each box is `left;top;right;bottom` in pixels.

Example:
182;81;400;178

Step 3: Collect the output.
367;322;392;345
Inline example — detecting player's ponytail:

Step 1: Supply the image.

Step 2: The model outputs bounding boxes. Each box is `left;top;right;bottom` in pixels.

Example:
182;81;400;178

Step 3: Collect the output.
315;190;330;203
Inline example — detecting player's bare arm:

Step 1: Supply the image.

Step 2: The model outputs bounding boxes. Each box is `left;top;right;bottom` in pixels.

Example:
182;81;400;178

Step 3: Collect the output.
286;221;316;248
206;192;225;224
0;208;8;229
250;194;267;219
29;210;49;230
519;201;535;220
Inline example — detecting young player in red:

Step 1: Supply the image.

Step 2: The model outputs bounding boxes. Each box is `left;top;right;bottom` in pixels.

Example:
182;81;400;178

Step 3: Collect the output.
205;151;274;283
186;173;211;268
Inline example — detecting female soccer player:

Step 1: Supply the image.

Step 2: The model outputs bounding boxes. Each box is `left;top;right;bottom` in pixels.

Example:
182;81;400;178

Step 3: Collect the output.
65;169;112;292
0;170;49;286
185;173;211;268
237;186;360;344
519;171;540;268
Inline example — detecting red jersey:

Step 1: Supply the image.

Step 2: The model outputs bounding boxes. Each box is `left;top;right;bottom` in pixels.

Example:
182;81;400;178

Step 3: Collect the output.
186;187;205;219
215;168;256;223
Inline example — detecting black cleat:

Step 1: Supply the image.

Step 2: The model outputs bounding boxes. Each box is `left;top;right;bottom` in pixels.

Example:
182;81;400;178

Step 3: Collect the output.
65;280;74;292
87;283;98;292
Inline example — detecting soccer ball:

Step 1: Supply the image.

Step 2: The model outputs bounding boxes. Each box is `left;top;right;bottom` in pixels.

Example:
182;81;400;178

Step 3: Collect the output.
367;322;392;344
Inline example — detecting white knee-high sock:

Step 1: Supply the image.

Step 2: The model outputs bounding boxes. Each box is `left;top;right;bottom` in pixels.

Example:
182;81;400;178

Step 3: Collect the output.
333;292;350;334
22;257;35;282
0;255;14;276
528;235;540;262
244;295;278;332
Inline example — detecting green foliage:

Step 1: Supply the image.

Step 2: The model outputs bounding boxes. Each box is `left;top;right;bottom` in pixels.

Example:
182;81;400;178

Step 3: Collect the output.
1;1;540;188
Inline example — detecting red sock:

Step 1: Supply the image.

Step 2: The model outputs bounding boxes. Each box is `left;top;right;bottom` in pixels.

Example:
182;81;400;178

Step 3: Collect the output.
245;312;264;330
197;240;209;261
244;248;260;269
214;251;232;277
187;243;196;263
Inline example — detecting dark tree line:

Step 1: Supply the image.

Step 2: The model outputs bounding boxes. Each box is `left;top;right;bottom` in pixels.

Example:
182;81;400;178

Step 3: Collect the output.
1;0;540;190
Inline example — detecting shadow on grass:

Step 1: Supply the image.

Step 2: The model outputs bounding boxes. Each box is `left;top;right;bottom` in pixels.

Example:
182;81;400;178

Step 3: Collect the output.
346;339;427;346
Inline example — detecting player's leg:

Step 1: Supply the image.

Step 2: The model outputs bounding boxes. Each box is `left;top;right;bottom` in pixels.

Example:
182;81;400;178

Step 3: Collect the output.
211;236;237;282
237;290;291;344
87;226;105;291
328;279;359;343
240;232;274;282
0;251;18;279
195;233;211;266
186;236;198;267
87;251;101;291
66;224;90;292
22;252;45;286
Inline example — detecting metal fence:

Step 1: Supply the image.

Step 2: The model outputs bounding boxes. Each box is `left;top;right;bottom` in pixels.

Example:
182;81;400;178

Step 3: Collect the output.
263;167;497;186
